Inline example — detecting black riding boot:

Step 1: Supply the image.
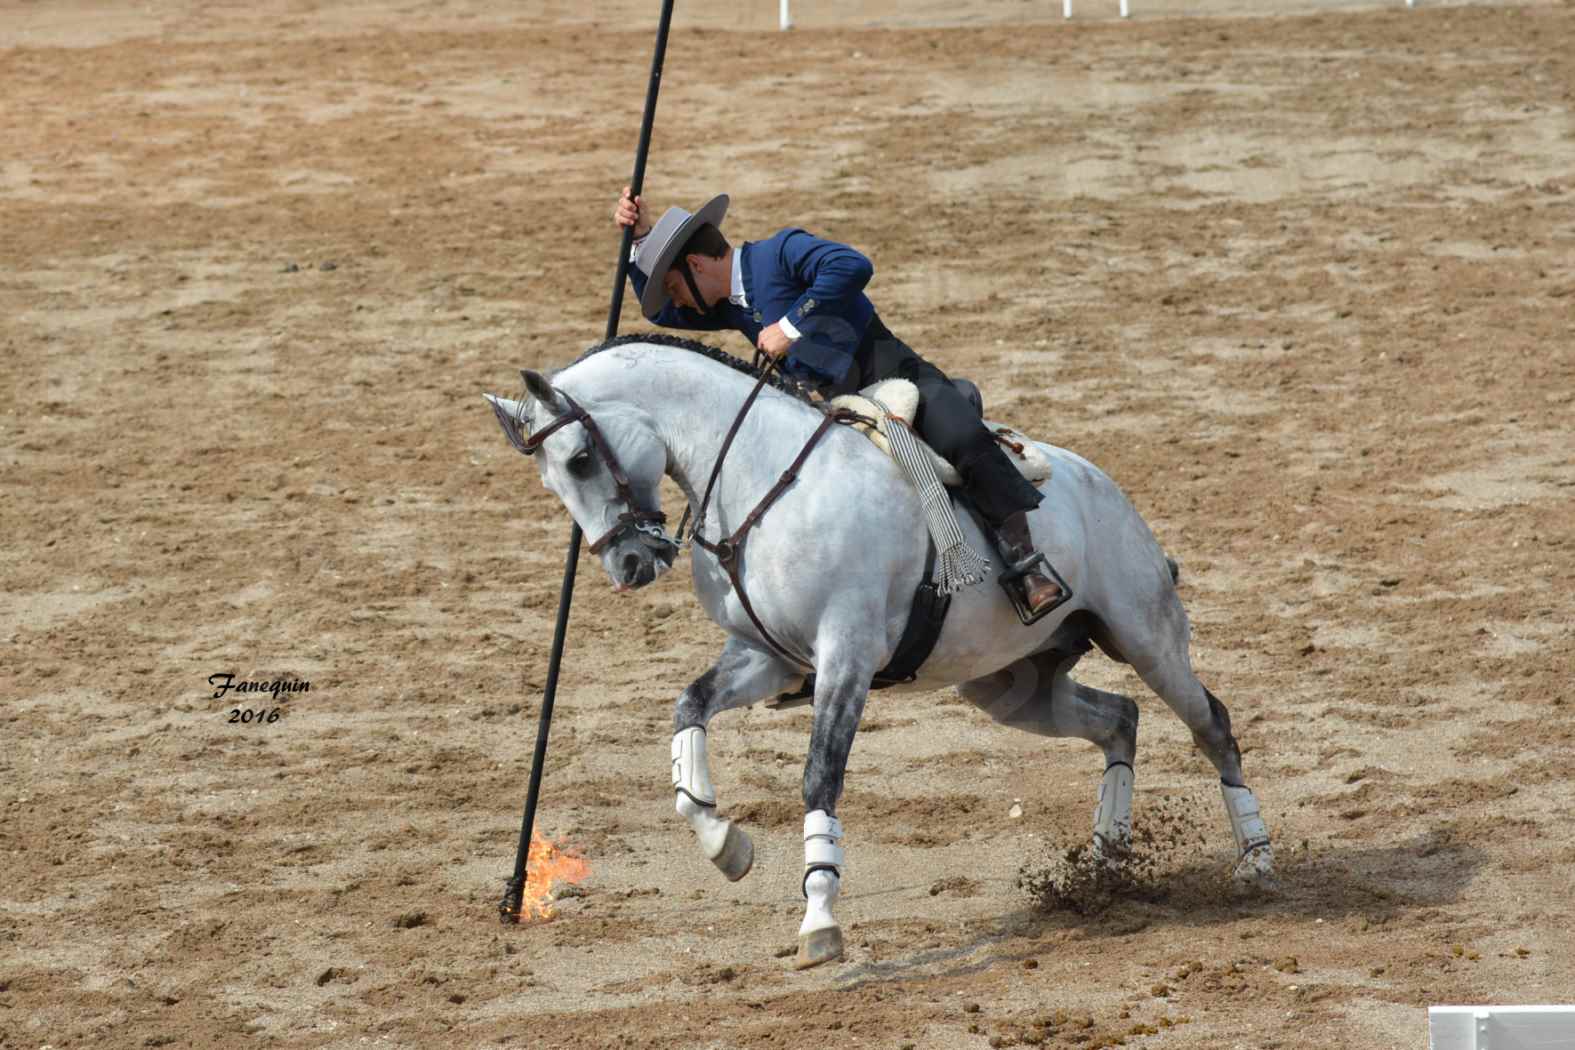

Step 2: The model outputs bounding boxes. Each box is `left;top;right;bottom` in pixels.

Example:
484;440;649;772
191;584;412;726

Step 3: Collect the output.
998;510;1068;617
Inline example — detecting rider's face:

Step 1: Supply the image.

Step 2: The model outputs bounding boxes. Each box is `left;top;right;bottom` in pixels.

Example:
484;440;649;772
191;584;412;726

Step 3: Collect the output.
663;253;718;312
663;267;695;311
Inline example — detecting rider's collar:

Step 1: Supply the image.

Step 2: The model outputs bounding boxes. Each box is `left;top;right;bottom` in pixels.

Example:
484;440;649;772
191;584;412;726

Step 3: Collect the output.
728;248;747;308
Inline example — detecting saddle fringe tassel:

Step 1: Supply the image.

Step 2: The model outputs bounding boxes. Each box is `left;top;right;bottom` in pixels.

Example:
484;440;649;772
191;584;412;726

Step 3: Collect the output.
869;397;990;595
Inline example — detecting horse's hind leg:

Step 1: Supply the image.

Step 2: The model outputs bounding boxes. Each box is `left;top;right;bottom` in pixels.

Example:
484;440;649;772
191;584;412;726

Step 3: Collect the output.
672;638;802;883
959;650;1139;860
1113;593;1275;883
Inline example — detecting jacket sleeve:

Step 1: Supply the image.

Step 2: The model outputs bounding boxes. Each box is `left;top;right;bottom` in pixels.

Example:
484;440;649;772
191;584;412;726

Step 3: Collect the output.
628;260;730;332
777;229;874;330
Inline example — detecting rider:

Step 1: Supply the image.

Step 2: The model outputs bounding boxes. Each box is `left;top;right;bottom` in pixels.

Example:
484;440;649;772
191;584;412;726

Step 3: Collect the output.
614;188;1066;617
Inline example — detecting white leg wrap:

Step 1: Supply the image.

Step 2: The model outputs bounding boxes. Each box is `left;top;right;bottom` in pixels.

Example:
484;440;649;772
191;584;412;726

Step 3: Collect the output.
803;810;845;874
793;812;844;950
802;808;845;924
671;727;716;806
1220;782;1271;856
1092;762;1135;859
673;728;730;860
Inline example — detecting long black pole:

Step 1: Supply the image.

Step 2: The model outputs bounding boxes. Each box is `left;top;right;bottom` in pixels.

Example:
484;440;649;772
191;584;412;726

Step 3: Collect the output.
500;0;677;925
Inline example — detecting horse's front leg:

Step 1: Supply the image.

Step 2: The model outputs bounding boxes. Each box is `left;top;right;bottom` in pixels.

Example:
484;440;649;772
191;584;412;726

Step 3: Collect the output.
795;640;878;970
672;638;802;882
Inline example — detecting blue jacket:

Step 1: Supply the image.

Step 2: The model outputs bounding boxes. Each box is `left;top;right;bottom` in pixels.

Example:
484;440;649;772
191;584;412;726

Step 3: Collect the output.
628;228;876;386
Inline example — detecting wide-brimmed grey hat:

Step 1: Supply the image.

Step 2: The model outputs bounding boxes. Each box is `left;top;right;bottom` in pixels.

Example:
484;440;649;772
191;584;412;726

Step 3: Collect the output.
634;194;729;319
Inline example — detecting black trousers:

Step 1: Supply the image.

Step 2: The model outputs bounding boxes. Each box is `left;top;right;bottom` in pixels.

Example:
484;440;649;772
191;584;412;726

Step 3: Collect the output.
827;317;1044;526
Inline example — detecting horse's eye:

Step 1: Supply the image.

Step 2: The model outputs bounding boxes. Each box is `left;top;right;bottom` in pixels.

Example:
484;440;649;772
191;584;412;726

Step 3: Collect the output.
566;450;595;479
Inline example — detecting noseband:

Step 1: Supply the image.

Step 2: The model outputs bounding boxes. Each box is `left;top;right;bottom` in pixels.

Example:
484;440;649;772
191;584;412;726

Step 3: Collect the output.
518;392;673;557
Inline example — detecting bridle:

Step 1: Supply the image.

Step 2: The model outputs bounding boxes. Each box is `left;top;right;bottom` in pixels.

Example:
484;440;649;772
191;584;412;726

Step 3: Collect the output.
505;360;856;669
514;391;675;558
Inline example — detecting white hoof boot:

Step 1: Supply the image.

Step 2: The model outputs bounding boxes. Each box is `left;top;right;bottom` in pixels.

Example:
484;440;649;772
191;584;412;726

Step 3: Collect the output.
1091;762;1135;866
796;867;844;970
1220;782;1276;886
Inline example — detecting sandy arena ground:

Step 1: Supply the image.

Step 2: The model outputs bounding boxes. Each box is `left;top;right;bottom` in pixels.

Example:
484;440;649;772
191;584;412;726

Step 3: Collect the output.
3;1;1574;1047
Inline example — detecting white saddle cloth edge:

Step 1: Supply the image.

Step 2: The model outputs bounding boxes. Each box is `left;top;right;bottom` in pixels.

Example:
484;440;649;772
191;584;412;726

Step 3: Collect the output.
829;378;1052;487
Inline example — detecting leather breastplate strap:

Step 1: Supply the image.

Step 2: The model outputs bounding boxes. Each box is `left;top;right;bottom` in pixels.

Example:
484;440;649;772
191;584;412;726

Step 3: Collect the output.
691;410;843;668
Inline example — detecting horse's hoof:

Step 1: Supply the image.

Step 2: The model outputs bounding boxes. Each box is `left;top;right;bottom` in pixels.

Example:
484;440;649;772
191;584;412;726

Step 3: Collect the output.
793;926;844;970
1232;842;1277;888
712;823;754;882
1091;833;1132;869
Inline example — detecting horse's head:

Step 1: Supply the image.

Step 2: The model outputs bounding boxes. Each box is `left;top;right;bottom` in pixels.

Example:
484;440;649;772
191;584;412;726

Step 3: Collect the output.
485;368;677;592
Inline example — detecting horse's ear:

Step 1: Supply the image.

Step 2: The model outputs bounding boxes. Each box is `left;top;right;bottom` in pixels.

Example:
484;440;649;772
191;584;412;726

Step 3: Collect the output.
521;369;561;413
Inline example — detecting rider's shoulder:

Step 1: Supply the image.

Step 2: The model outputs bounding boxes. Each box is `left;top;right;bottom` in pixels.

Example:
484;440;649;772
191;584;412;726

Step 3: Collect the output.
758;227;811;247
758;227;840;260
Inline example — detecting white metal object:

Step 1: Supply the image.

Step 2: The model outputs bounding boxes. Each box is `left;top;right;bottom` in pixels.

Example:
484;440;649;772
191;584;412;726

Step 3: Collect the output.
1429;1006;1575;1050
780;0;792;30
1064;0;1131;19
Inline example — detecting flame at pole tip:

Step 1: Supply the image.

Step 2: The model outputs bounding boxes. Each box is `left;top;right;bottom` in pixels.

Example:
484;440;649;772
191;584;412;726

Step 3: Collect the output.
517;832;590;922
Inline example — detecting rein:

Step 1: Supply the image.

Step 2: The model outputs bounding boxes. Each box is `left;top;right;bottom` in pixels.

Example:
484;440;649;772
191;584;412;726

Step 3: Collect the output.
676;352;777;547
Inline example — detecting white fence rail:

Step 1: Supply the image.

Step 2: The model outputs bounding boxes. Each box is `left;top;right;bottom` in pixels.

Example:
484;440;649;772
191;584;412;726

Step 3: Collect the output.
777;0;1435;23
1430;1006;1575;1050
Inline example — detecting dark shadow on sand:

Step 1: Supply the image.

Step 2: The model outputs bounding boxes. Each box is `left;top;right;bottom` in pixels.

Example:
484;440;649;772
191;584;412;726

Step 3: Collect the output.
834;827;1486;988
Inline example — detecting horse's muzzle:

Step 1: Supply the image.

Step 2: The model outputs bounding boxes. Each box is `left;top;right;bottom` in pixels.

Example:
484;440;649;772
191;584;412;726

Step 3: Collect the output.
603;527;677;592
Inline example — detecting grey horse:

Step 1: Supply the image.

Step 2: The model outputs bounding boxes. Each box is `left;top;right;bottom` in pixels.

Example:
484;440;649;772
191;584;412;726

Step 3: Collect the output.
485;335;1274;969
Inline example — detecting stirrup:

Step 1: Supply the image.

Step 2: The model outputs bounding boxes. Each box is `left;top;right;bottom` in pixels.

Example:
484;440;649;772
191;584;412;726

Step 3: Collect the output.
997;552;1073;626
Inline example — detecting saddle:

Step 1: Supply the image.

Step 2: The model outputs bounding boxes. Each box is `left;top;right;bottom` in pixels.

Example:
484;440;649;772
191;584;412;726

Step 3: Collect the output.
828;378;1052;487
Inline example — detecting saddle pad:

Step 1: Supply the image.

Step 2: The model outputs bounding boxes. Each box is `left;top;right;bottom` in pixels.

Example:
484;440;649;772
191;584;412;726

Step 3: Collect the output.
829;379;1052;486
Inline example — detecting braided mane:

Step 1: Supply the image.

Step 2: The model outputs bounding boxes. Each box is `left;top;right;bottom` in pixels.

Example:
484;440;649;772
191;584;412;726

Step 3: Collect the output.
572;332;812;401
